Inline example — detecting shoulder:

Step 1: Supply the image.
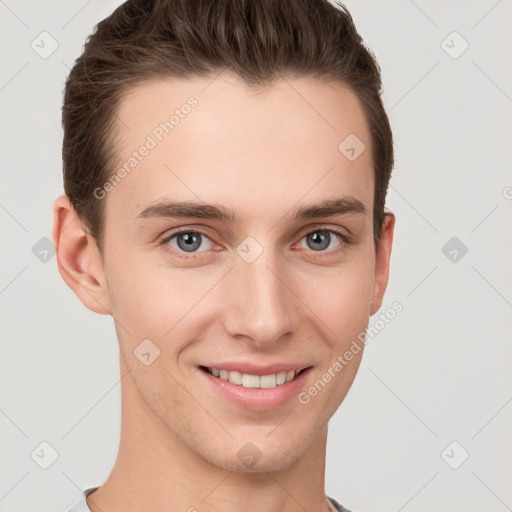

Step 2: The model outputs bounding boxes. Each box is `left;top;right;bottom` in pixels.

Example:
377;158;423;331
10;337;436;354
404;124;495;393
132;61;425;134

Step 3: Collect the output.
69;489;352;512
66;486;99;512
327;495;356;512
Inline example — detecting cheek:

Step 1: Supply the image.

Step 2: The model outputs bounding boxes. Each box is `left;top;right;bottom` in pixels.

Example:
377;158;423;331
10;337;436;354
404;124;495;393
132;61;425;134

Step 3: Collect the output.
106;241;375;353
104;251;217;348
300;257;374;339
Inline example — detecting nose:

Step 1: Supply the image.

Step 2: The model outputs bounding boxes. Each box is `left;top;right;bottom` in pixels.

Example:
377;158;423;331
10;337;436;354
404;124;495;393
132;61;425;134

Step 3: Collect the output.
222;250;298;348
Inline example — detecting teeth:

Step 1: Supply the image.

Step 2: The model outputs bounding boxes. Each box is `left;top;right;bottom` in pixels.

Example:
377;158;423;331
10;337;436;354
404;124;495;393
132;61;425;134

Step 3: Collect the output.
228;371;242;385
260;374;276;388
276;371;286;385
207;367;301;388
242;374;260;388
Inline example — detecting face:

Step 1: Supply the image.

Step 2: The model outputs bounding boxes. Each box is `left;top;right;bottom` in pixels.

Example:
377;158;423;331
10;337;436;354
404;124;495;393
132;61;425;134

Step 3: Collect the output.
56;74;394;473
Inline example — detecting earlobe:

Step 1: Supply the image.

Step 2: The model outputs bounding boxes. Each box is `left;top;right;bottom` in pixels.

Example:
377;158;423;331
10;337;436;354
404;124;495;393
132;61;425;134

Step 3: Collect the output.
370;212;395;316
52;194;112;315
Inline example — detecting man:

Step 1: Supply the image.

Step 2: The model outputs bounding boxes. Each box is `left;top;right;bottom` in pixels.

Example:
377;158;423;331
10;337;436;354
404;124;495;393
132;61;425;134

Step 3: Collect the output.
53;0;395;510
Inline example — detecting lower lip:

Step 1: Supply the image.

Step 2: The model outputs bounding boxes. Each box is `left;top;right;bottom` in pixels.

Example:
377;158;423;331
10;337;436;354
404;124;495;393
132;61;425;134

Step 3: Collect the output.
197;366;313;411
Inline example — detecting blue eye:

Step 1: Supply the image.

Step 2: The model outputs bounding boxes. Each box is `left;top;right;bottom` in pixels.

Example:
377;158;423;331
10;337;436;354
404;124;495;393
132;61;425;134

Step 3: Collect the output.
165;231;214;253
160;227;350;259
298;229;345;252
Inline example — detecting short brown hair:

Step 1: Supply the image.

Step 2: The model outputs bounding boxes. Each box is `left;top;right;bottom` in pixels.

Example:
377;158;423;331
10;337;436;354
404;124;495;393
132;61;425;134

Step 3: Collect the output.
62;0;393;254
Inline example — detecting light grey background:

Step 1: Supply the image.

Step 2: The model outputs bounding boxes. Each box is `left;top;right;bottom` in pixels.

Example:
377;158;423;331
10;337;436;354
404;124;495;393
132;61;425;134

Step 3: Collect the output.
1;1;511;511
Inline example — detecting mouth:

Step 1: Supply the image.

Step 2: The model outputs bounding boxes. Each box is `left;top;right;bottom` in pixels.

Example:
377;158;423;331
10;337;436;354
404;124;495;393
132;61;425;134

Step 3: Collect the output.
199;365;312;389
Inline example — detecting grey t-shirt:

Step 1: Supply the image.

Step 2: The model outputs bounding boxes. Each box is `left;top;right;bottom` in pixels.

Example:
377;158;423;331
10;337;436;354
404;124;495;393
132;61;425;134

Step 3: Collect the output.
67;487;355;512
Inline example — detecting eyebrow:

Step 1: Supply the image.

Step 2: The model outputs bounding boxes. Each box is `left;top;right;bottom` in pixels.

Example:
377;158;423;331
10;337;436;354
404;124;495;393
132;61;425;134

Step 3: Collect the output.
135;196;367;223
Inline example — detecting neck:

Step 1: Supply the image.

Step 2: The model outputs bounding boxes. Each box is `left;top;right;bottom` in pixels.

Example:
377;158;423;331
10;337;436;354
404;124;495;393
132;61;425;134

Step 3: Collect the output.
86;360;331;512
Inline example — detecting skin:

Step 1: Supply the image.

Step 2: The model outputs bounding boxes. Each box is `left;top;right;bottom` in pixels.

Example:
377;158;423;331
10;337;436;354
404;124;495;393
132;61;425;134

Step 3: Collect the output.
53;74;395;512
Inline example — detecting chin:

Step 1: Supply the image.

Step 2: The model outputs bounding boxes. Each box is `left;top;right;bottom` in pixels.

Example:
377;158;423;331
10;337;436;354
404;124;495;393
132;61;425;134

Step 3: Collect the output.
212;449;304;474
201;427;316;474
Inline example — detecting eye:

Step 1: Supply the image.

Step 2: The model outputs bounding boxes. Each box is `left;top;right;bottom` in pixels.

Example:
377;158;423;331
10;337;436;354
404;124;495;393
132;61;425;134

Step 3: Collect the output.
159;227;351;259
163;231;214;253
297;229;348;253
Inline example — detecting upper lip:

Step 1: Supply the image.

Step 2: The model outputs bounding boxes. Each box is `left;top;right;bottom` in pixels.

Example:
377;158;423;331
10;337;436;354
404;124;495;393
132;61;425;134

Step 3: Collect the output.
199;362;313;376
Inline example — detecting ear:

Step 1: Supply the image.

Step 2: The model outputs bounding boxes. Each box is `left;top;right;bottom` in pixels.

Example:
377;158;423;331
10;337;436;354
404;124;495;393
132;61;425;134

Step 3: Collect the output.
52;194;112;315
370;212;395;316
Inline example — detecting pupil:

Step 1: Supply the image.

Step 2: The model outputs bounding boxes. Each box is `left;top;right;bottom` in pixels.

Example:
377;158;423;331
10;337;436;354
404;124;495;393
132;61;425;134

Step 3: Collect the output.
308;231;330;251
177;232;201;252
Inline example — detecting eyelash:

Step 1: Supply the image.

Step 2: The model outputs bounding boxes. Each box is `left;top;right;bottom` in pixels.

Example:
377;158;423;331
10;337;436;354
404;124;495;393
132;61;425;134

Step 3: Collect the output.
158;226;353;260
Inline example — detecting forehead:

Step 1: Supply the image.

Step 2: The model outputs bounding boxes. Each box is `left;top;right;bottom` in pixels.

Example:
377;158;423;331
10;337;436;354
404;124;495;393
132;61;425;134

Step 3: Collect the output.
105;74;374;228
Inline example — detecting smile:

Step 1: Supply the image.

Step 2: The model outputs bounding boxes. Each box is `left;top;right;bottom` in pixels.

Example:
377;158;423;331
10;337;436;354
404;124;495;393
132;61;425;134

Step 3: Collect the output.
200;365;311;389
